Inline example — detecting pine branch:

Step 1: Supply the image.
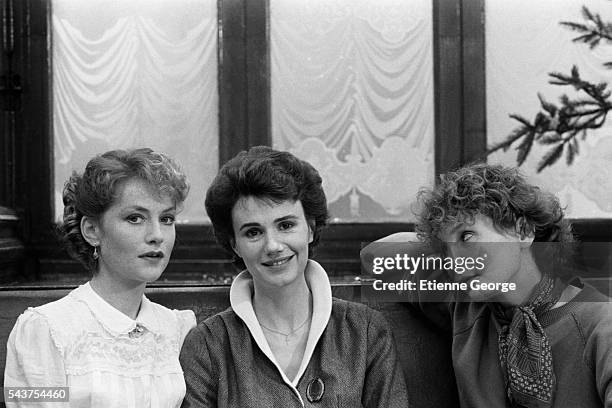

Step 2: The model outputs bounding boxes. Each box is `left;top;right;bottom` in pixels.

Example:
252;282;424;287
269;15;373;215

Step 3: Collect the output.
487;123;530;154
537;144;564;172
516;131;536;166
560;6;612;43
488;6;612;172
487;67;611;172
560;6;612;67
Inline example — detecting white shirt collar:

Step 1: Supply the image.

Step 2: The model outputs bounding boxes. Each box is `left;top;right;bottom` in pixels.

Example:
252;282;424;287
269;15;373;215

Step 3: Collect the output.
70;282;161;336
229;259;333;388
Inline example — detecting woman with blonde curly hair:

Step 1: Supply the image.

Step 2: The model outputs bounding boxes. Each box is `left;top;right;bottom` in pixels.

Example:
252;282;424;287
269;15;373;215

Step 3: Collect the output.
4;148;196;407
363;162;612;407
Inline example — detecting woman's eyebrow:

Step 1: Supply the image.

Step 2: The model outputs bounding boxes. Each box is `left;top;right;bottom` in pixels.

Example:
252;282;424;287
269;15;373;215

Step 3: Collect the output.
122;205;150;214
122;205;176;213
238;215;299;230
238;222;261;231
274;215;299;223
447;222;466;236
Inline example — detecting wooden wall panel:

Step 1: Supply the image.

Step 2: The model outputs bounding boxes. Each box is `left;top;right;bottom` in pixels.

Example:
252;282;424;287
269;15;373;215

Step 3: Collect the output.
461;0;486;163
218;0;270;164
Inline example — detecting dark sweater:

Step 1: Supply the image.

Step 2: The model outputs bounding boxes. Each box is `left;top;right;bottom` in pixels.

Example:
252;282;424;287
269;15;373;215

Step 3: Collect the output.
436;283;612;407
180;299;409;408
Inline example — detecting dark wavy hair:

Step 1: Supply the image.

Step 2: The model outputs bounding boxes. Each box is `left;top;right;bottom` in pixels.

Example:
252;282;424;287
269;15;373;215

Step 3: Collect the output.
59;148;189;272
205;146;329;269
416;162;574;244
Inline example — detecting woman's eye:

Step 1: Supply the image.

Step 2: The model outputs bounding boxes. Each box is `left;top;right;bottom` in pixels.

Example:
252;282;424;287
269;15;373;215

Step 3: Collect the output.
460;231;474;242
126;214;145;224
278;221;295;231
161;215;176;225
245;228;261;238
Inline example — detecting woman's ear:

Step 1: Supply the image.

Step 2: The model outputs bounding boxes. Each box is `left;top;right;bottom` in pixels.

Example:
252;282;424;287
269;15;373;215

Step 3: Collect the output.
80;216;101;247
308;221;314;244
519;233;534;249
230;238;241;258
515;217;535;248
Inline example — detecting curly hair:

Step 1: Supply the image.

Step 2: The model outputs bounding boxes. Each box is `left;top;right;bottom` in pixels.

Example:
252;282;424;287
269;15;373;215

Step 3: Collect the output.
416;163;573;244
205;146;329;269
59;148;189;272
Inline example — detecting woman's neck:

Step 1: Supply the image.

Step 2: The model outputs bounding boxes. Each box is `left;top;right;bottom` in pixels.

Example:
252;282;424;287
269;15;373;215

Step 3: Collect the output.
89;274;146;319
497;251;543;307
253;277;312;333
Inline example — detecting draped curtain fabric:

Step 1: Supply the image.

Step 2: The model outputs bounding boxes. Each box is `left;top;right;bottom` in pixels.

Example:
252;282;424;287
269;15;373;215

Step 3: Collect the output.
270;0;435;222
486;0;612;218
52;0;218;223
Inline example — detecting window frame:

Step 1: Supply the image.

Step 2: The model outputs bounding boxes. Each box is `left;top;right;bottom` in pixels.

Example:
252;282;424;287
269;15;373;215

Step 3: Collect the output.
6;0;607;282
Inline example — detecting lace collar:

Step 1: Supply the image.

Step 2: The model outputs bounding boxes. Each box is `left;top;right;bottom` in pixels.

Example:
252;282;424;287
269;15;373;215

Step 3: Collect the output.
70;282;161;336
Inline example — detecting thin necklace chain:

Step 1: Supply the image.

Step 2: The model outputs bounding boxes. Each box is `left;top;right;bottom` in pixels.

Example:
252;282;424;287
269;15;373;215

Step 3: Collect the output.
259;315;310;343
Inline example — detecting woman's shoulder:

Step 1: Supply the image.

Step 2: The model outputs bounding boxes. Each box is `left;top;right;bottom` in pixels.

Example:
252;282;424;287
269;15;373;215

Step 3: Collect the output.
327;299;400;351
10;293;83;355
198;307;239;331
11;307;53;336
175;308;197;334
29;288;81;314
139;299;197;345
331;297;369;311
564;282;612;330
146;300;196;327
332;297;383;312
182;307;240;347
22;289;89;327
183;306;234;330
330;298;387;326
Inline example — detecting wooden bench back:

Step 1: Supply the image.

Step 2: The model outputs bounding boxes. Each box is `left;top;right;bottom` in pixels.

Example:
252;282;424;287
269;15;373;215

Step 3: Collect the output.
0;285;458;408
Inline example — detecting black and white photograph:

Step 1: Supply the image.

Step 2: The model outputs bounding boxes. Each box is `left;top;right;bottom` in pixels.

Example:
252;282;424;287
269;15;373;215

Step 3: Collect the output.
1;0;611;407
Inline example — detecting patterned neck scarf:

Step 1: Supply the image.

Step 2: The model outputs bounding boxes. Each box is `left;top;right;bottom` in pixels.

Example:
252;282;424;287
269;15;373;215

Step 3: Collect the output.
493;274;564;408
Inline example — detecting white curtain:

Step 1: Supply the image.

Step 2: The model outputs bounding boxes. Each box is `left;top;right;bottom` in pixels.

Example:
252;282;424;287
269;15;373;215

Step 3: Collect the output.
487;0;612;218
270;0;435;222
52;0;218;223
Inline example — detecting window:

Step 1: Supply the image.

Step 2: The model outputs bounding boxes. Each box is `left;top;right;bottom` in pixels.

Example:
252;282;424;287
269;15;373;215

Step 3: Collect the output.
270;0;435;222
51;0;219;223
486;0;612;218
1;0;487;281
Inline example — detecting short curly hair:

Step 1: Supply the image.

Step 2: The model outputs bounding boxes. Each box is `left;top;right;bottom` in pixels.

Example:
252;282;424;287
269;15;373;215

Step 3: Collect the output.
205;146;329;269
416;163;573;244
59;148;189;272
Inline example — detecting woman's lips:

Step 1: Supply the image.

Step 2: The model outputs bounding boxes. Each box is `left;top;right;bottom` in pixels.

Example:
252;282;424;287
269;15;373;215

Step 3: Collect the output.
139;251;164;259
261;255;294;267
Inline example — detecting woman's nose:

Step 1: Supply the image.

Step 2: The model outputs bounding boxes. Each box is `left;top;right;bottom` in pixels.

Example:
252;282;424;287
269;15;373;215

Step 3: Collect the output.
264;231;283;253
146;221;164;244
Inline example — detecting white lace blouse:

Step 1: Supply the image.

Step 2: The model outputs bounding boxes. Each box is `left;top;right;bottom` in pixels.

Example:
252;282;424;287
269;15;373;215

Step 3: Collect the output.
4;283;196;408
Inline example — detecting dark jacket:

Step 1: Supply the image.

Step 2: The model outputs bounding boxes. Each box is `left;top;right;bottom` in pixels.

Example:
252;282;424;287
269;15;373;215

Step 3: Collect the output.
180;298;409;408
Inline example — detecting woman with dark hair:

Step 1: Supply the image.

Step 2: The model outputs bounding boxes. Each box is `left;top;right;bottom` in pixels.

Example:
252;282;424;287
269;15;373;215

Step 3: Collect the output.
180;146;408;408
4;148;196;408
363;162;612;407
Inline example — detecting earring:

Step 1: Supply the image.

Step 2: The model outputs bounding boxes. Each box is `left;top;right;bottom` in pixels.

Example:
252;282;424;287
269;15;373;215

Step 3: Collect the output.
92;245;99;260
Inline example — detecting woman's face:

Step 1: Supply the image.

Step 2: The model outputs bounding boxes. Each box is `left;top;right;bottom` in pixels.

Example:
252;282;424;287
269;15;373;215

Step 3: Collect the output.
439;214;535;301
231;196;313;291
85;177;177;286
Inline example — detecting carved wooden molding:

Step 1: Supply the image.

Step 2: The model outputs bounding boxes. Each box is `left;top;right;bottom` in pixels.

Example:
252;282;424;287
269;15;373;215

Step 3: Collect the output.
0;206;25;282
